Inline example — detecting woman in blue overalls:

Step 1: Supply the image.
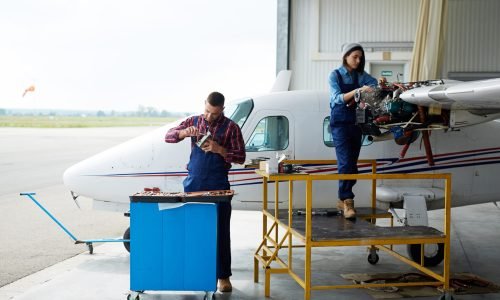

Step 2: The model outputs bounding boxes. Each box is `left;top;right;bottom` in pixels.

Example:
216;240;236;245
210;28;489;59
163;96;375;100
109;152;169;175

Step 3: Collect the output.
328;43;378;218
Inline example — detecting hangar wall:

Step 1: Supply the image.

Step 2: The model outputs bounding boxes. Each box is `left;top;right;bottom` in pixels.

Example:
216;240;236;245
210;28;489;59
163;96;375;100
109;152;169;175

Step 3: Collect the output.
286;0;500;90
445;0;500;79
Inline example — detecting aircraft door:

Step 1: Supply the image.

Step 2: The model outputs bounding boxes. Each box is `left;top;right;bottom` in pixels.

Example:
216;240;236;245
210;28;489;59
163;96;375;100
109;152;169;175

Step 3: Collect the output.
243;110;294;160
229;110;294;210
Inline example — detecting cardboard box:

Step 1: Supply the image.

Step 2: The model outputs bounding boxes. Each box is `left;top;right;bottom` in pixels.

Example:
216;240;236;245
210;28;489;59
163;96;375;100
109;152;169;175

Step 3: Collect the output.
264;159;278;174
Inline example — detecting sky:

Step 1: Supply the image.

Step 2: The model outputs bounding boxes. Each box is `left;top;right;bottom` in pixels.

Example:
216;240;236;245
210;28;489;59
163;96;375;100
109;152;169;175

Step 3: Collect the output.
0;0;277;113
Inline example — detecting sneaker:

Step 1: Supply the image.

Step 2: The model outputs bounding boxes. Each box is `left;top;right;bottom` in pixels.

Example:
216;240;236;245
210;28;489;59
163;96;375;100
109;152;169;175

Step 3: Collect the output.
218;278;232;292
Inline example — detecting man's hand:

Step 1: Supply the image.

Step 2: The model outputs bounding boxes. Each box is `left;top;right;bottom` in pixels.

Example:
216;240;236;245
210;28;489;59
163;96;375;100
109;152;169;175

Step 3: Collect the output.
179;126;199;139
202;139;226;157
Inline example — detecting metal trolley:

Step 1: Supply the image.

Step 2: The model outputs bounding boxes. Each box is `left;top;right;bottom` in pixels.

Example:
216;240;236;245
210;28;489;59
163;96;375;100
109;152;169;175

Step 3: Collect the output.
253;160;453;300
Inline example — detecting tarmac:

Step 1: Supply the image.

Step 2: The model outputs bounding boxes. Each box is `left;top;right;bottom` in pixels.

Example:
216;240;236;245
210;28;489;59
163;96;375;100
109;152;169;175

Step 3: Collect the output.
1;204;500;300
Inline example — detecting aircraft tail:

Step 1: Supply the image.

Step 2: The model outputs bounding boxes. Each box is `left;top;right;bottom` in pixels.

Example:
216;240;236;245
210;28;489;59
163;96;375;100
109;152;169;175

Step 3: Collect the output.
270;70;292;92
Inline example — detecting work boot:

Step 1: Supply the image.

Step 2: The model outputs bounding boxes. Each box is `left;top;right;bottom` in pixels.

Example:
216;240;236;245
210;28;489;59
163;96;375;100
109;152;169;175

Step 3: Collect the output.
218;278;232;293
342;199;356;219
336;200;344;211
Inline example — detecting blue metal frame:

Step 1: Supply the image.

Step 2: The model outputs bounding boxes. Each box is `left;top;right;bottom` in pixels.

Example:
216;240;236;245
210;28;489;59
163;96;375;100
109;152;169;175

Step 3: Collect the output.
20;192;129;245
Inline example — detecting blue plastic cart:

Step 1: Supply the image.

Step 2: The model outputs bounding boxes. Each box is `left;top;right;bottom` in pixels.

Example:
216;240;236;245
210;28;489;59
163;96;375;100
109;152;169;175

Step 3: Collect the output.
128;196;221;300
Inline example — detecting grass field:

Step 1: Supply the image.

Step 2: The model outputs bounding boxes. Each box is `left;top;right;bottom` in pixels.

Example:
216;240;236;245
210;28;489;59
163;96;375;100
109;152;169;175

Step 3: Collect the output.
0;116;178;128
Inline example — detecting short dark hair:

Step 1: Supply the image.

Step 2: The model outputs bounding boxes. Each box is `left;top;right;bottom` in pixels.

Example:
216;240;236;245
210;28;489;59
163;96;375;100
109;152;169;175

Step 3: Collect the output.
342;45;366;73
207;91;225;107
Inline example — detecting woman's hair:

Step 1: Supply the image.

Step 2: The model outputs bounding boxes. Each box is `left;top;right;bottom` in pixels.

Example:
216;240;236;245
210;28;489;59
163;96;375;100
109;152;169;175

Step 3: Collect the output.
342;45;365;73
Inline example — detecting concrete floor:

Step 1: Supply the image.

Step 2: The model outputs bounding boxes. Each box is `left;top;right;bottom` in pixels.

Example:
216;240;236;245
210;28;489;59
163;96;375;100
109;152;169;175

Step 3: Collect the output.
1;204;500;300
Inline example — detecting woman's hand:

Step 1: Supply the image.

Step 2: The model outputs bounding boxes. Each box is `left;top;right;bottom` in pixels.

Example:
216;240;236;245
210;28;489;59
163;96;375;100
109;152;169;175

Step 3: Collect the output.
346;85;372;107
360;85;373;92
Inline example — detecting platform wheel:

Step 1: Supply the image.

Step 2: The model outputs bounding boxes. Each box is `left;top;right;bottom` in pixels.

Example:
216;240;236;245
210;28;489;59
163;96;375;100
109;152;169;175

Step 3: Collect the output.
367;252;379;265
438;293;454;300
86;242;93;255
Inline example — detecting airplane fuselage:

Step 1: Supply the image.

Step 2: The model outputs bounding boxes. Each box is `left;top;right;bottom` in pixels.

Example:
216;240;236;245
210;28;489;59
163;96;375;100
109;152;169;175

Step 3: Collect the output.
63;90;500;212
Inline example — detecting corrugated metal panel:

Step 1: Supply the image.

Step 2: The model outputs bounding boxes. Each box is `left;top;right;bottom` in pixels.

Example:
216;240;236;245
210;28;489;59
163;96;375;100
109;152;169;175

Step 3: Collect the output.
289;0;319;90
444;0;500;74
290;0;419;91
319;0;418;53
289;0;500;91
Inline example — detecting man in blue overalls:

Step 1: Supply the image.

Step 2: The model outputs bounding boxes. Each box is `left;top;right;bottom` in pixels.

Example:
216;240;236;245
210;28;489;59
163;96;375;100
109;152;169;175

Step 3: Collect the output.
328;43;378;218
165;92;246;292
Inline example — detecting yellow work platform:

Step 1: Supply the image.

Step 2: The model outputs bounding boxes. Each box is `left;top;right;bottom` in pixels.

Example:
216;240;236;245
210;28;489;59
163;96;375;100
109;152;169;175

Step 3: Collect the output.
253;160;452;300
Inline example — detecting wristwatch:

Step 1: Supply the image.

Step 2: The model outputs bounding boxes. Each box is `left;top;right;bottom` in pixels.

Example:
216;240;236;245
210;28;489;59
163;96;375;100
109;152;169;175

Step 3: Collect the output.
354;88;361;103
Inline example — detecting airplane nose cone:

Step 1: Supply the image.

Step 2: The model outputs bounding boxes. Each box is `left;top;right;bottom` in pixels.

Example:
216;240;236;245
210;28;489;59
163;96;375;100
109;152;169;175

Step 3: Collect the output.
62;158;99;198
63;163;80;191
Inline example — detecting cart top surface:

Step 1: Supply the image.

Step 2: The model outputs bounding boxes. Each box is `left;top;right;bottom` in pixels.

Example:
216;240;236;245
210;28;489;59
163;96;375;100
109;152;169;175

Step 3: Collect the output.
130;190;234;203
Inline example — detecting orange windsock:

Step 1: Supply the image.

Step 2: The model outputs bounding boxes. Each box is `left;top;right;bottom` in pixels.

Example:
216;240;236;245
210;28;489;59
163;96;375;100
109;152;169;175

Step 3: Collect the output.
22;85;35;97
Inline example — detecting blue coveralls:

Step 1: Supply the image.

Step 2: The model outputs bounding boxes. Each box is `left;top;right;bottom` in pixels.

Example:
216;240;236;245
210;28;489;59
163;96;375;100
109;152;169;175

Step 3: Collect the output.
330;69;362;200
183;117;232;279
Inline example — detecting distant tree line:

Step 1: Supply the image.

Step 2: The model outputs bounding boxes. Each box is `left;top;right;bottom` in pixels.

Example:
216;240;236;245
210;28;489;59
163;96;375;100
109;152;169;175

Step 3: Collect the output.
0;106;192;118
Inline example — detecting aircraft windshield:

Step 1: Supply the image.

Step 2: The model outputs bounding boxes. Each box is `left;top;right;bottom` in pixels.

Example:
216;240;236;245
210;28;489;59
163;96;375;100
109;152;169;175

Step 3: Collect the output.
225;98;254;129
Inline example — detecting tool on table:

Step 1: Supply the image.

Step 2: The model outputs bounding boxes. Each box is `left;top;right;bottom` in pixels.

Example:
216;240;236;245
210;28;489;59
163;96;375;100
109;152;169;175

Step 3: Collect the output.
296;209;340;216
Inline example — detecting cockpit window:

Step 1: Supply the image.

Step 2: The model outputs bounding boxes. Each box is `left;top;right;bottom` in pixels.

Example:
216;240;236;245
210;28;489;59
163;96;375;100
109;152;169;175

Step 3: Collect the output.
246;116;289;152
225;98;254;129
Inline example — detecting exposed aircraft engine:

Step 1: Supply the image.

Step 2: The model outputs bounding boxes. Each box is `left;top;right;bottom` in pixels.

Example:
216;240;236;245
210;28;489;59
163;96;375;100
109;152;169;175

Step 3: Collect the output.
355;80;451;164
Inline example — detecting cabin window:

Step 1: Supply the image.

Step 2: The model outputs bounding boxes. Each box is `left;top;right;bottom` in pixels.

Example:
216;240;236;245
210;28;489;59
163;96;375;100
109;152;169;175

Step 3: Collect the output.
323;117;373;147
323;117;334;147
246;116;289;152
226;98;254;129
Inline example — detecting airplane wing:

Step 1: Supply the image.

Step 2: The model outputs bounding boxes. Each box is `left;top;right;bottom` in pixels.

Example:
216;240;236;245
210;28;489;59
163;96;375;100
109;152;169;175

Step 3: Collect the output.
399;78;500;111
355;77;500;165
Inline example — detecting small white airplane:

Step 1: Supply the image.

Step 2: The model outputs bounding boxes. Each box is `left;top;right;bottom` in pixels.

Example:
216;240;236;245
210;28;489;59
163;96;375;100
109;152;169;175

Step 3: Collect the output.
63;71;500;266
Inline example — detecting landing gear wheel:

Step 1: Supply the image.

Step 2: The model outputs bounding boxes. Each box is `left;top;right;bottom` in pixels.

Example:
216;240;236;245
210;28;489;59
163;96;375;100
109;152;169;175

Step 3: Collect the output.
368;252;379;265
123;227;130;253
407;243;444;267
86;242;93;254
